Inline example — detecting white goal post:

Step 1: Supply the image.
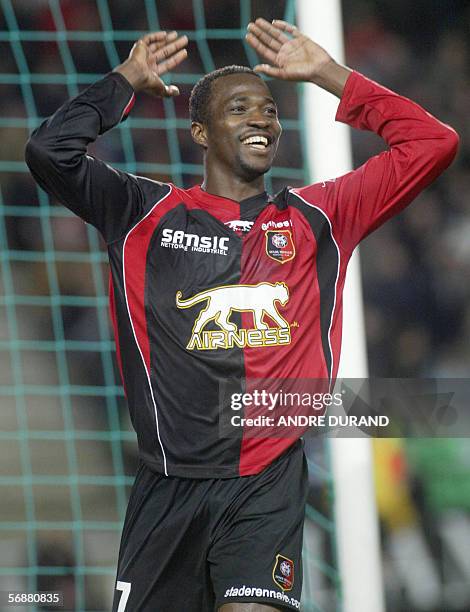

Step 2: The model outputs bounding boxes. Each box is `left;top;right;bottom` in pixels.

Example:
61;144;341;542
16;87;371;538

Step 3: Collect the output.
296;1;385;610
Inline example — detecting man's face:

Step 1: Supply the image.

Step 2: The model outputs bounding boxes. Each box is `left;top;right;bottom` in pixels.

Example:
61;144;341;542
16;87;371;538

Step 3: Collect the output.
199;73;282;180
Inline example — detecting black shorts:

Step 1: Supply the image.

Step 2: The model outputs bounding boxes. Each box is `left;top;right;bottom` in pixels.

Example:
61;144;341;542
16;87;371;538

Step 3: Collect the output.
112;440;308;611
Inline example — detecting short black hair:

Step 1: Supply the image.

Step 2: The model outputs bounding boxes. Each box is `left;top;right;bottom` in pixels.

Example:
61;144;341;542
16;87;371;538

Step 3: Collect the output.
189;65;261;124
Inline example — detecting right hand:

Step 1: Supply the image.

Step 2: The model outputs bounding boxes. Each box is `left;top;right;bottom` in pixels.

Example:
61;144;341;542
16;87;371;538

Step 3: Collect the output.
114;31;188;97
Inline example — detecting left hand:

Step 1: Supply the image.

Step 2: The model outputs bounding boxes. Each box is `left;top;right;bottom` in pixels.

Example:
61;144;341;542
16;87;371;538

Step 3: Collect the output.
114;31;188;97
246;18;333;83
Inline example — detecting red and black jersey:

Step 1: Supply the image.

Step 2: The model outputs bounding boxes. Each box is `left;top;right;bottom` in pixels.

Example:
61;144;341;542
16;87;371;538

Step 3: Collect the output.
25;71;458;478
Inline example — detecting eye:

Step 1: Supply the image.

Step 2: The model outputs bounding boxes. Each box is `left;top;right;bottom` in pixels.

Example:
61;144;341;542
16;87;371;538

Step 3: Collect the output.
230;105;246;113
265;106;277;116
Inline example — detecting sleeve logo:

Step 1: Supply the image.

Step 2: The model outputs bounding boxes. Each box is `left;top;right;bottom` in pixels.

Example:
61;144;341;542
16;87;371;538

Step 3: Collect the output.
272;554;294;591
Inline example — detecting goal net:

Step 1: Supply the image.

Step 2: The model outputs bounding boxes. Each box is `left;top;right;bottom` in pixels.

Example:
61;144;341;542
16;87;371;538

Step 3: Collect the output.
0;0;340;609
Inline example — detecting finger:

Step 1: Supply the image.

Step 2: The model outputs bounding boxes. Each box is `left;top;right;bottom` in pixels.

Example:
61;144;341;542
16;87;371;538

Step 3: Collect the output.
141;31;170;45
163;84;180;97
135;32;172;57
143;31;185;57
271;19;301;37
245;32;278;64
144;82;180;98
156;48;188;76
254;17;290;43
247;22;282;52
155;35;188;62
149;30;178;53
253;63;283;78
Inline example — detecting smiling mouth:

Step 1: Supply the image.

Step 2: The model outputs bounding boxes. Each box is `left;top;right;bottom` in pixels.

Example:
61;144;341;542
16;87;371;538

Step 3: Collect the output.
241;135;270;150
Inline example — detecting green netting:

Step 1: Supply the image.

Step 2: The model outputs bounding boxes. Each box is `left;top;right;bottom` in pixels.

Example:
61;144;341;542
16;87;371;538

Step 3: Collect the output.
0;0;340;610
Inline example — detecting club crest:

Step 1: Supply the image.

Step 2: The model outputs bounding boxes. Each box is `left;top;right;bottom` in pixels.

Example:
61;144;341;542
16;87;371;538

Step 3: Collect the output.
272;553;294;591
265;230;295;263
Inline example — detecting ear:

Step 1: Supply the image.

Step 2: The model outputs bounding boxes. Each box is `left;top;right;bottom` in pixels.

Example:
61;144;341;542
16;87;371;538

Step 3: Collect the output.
191;122;208;148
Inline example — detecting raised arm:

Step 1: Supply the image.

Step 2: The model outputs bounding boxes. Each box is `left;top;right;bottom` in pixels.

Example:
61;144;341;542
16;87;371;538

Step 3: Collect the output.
246;18;351;97
246;19;459;252
25;31;188;243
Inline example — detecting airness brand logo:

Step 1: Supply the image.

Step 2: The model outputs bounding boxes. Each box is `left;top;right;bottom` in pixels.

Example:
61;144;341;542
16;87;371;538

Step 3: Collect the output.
261;219;292;231
176;282;291;350
160;228;229;256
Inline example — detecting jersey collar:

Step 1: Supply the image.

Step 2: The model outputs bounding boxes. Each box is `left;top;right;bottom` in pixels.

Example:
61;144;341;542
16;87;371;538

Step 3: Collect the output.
189;184;269;212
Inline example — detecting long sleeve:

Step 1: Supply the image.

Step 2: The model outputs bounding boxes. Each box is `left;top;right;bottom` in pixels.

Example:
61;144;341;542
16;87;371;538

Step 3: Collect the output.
25;72;144;243
294;71;459;253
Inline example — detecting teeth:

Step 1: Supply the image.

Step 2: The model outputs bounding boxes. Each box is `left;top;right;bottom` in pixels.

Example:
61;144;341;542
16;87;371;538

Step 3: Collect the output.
242;135;269;146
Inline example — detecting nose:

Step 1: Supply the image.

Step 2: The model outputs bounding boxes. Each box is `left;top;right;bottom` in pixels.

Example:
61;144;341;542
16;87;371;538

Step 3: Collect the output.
246;111;270;128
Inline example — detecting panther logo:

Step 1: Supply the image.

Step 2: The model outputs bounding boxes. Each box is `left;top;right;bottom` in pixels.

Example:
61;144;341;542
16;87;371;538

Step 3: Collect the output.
224;219;254;233
176;282;291;350
176;282;289;332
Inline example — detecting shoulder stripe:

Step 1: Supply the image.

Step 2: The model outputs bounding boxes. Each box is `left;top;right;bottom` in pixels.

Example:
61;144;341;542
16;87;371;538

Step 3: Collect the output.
289;189;341;382
120;92;136;123
122;184;173;475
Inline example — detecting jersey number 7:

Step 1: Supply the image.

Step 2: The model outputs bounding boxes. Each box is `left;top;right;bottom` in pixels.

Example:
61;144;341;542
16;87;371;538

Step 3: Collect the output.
115;580;131;611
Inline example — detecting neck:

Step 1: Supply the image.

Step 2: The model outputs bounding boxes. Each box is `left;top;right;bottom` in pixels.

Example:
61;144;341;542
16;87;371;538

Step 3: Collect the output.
202;158;265;202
